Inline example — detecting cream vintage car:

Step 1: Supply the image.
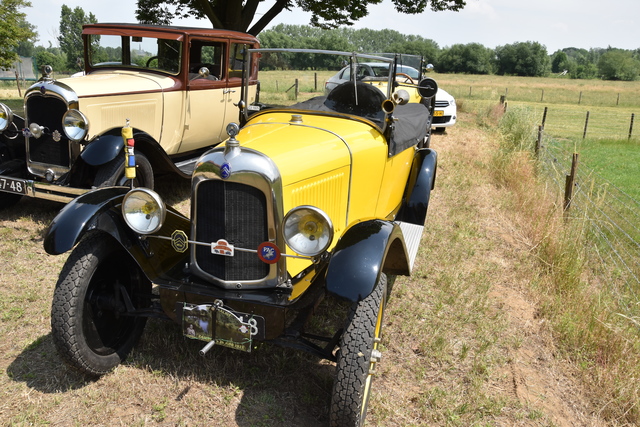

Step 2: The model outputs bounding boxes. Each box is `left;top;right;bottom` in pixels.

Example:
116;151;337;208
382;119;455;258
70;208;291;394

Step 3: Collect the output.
0;23;259;209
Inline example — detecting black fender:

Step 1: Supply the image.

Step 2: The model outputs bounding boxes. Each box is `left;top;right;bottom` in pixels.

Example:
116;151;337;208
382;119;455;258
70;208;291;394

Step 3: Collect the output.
44;186;134;255
0;157;27;178
81;128;195;178
80;130;123;166
325;219;410;302
44;186;191;282
396;148;437;225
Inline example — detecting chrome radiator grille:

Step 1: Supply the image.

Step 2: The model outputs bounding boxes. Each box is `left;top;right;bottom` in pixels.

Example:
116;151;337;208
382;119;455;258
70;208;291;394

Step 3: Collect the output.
26;96;69;166
194;180;270;281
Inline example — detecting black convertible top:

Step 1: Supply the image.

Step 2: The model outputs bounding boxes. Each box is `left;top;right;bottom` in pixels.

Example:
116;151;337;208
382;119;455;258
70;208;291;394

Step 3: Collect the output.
290;81;430;156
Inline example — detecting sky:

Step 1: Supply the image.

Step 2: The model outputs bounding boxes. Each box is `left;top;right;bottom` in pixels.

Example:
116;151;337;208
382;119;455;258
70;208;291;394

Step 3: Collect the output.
27;0;640;54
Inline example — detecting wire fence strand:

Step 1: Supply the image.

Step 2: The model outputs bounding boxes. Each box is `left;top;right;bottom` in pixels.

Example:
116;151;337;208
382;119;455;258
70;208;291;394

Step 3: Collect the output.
537;132;640;324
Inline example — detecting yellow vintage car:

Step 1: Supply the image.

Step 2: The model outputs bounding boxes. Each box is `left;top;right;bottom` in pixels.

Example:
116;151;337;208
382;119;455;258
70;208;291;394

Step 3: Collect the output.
0;23;259;209
43;49;438;426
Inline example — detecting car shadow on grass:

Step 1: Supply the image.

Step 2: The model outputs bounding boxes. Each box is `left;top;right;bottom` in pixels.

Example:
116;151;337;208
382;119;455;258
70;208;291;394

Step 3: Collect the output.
134;318;334;426
6;333;96;392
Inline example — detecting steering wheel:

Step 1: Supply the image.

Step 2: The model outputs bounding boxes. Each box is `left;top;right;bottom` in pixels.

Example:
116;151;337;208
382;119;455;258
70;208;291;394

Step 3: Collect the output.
395;73;415;84
146;56;158;67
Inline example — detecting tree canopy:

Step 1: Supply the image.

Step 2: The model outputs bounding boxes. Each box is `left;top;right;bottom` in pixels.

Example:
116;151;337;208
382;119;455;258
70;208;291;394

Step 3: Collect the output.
0;0;36;70
58;5;97;71
135;0;466;36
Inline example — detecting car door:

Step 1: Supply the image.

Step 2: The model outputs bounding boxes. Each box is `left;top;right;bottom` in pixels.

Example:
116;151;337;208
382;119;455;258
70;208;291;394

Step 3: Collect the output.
178;39;228;153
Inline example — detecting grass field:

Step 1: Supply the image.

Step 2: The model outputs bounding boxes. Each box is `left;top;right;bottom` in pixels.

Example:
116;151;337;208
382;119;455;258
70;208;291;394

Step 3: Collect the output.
1;69;639;425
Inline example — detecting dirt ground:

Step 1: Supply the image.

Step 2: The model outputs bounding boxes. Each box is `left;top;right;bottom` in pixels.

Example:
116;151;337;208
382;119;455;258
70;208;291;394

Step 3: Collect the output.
422;117;604;426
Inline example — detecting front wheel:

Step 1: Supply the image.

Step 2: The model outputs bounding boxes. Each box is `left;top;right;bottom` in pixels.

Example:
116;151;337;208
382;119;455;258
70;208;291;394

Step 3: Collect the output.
50;232;151;377
94;152;154;189
330;273;387;426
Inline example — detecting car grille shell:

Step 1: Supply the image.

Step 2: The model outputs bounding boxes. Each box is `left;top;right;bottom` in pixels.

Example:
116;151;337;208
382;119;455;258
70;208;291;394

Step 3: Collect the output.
26;95;70;167
194;180;270;281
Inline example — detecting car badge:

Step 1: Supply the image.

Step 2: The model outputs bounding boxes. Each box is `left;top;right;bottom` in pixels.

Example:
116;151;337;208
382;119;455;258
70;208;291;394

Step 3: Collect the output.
171;230;189;253
52;130;61;142
211;239;234;257
257;242;281;264
39;86;46;94
220;163;231;179
22;128;32;138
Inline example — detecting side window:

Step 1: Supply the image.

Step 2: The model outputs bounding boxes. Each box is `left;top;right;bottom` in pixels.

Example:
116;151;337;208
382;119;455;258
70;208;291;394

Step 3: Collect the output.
228;43;248;79
189;40;223;79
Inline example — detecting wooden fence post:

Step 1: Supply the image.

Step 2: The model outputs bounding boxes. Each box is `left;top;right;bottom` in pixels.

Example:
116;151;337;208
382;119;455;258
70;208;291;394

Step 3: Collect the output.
14;71;22;98
540;89;544;102
564;153;579;212
541;106;548;129
582;111;590;139
629;113;635;140
469;86;472;97
536;125;543;157
617;93;620;106
579;91;582;104
314;73;317;92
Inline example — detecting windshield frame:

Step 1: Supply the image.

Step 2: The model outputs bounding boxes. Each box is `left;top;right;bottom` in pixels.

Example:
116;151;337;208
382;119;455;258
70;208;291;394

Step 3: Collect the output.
85;33;183;76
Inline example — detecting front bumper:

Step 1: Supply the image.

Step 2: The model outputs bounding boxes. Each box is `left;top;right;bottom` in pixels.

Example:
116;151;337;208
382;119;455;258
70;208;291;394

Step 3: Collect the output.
0;174;88;203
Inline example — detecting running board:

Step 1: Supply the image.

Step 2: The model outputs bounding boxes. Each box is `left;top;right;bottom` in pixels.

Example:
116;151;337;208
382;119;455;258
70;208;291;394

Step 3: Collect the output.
397;221;424;272
174;157;199;175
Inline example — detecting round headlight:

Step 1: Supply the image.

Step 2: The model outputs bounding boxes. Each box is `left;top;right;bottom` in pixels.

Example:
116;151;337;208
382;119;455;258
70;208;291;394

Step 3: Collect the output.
0;103;13;132
62;109;89;141
283;206;333;257
122;188;166;234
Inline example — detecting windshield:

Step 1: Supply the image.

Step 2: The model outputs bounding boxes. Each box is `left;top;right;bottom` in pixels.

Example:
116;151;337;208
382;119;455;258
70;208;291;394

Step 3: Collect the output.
88;34;182;75
244;49;395;128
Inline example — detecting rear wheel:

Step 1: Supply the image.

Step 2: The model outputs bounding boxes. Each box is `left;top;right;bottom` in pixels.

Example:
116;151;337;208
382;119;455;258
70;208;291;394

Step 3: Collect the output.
330;274;387;426
94;152;154;189
51;232;151;377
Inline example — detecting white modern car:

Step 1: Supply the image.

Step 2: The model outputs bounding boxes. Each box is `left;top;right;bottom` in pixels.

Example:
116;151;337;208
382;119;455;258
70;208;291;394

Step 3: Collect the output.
325;62;456;131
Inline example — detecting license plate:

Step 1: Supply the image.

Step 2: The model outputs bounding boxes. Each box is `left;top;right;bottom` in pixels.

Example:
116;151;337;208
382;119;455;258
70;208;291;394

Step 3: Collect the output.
180;303;265;352
0;177;27;195
433;110;444;117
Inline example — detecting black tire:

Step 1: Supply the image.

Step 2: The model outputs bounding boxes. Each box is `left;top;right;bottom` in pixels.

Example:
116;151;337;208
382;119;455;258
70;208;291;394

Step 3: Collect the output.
0;192;22;209
330;274;387;426
50;232;151;377
94;152;154;190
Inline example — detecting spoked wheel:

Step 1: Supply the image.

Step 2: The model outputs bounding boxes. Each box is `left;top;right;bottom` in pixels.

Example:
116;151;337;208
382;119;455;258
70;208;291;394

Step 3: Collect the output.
330;273;387;426
51;232;151;377
94;152;154;190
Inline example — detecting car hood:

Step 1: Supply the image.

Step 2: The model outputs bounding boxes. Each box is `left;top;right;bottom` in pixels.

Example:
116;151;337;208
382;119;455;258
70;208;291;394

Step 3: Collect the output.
436;88;453;102
58;71;176;97
237;113;352;186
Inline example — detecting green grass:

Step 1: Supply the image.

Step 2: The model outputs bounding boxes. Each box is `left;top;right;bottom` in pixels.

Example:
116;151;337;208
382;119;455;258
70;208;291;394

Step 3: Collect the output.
555;137;640;200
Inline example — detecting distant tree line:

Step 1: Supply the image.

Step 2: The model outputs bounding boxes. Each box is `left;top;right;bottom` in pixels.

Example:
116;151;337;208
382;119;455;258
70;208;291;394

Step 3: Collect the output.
259;25;640;81
8;11;640;82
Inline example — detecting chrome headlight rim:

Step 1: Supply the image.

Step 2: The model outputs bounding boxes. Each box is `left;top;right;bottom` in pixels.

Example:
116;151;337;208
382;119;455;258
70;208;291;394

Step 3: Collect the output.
62;109;89;142
0;103;13;132
122;188;166;235
283;205;334;257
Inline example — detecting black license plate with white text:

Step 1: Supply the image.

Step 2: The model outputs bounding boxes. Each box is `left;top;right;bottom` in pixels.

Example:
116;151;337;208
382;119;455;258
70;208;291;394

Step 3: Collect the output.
0;177;28;195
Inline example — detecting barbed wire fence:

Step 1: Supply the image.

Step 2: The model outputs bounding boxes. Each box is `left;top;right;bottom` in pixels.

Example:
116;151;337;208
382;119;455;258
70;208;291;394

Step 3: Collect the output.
536;130;640;328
